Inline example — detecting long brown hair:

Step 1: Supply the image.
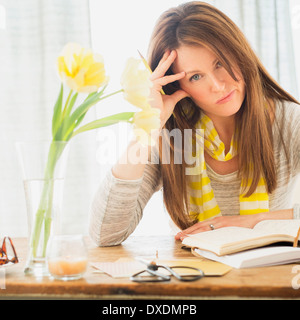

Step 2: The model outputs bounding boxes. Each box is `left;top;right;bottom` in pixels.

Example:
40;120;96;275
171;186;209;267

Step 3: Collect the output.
148;1;299;229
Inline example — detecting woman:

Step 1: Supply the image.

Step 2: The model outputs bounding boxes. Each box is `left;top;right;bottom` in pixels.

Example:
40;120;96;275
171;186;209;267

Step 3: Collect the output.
89;1;300;246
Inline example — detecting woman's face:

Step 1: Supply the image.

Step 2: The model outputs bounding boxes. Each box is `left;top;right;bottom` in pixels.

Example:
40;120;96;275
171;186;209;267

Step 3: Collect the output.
173;45;246;121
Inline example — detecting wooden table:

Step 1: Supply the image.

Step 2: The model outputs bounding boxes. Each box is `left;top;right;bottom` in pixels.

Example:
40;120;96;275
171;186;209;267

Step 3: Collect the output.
1;236;300;300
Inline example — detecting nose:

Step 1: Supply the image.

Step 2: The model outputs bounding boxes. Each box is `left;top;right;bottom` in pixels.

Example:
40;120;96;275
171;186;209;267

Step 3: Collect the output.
209;74;225;93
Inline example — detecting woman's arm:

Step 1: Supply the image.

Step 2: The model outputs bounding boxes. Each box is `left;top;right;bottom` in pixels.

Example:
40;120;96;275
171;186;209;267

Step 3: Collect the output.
89;157;162;247
175;209;294;240
112;139;151;181
89;50;189;246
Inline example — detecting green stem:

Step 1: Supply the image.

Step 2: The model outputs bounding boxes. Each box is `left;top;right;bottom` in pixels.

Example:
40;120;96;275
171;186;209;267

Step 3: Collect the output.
30;89;124;258
30;177;54;257
30;141;66;258
62;90;73;118
43;178;54;257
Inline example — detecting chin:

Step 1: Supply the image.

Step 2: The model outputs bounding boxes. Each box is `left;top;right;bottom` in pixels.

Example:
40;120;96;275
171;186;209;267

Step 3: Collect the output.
202;104;242;119
218;99;244;117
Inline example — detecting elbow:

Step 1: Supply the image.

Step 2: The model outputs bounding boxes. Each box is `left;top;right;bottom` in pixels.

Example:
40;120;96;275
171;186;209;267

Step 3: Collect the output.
88;231;107;248
88;227;123;247
89;235;122;248
88;223;129;247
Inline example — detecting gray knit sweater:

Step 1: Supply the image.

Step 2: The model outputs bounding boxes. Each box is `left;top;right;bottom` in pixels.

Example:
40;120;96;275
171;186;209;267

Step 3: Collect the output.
89;100;300;247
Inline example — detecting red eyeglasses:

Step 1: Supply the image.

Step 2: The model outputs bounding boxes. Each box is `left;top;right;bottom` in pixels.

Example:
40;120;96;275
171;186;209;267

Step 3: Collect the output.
0;237;19;266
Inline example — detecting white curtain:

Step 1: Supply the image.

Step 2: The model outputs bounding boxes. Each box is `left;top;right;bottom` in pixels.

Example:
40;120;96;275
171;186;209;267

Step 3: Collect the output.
206;0;298;98
0;0;98;237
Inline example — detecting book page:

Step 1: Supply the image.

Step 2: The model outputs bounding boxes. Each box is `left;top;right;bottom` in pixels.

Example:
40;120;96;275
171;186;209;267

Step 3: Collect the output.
186;220;300;246
182;227;257;251
182;220;300;255
253;219;300;237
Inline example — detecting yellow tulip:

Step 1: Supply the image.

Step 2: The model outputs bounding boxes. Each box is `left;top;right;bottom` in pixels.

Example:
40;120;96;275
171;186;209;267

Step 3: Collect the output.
133;108;161;146
57;43;107;93
121;58;152;109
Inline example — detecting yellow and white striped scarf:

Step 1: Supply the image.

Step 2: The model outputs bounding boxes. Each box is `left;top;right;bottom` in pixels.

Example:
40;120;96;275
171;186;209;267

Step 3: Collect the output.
188;113;269;222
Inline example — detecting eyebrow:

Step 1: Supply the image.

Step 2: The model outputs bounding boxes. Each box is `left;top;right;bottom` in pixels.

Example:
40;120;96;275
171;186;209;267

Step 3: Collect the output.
185;58;219;75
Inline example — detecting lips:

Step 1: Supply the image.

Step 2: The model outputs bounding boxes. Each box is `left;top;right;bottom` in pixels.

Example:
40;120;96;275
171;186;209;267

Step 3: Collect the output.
216;90;236;104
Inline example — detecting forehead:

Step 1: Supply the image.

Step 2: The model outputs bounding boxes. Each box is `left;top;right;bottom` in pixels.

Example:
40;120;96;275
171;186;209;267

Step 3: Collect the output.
173;45;218;72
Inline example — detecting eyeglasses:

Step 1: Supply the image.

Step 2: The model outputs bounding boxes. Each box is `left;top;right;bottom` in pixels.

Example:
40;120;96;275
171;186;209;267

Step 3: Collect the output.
130;260;204;283
0;237;19;266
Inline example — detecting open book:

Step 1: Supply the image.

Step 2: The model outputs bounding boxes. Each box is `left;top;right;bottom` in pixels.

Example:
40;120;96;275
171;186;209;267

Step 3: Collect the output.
182;220;300;256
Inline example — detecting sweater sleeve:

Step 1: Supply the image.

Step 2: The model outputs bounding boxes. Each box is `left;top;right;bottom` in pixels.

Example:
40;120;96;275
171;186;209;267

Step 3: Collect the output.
273;101;300;177
88;162;162;247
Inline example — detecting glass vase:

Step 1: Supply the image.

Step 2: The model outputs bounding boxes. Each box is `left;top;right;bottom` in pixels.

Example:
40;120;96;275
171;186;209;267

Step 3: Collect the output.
16;141;69;277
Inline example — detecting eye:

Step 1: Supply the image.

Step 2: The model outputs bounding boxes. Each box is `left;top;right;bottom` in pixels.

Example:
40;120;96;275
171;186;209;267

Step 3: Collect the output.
189;74;202;82
216;61;223;68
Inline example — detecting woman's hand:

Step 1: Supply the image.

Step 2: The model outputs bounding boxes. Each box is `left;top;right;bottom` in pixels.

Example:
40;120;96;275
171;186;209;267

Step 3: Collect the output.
175;214;264;241
149;50;189;128
175;209;294;241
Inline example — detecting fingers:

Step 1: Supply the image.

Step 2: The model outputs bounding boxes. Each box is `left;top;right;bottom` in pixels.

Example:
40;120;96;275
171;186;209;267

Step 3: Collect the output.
155;72;186;87
150;50;177;80
148;50;189;128
150;50;188;103
156;50;171;70
175;219;219;241
184;221;211;234
175;216;258;242
150;50;186;88
169;89;190;105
